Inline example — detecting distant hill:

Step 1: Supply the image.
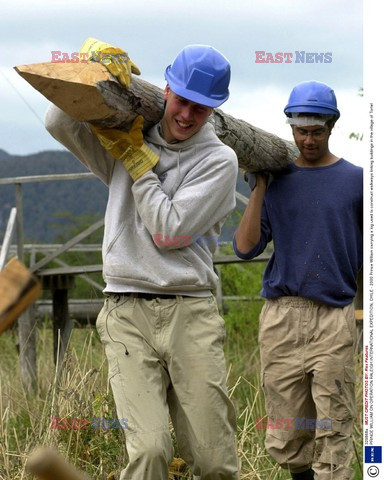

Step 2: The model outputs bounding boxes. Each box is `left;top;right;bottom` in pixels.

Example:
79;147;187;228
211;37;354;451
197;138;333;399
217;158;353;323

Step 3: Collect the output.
0;149;108;242
0;149;250;244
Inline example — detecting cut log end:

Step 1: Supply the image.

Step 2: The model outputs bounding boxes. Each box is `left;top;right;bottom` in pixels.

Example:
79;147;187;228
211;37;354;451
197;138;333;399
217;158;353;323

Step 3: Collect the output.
26;447;90;480
0;258;41;335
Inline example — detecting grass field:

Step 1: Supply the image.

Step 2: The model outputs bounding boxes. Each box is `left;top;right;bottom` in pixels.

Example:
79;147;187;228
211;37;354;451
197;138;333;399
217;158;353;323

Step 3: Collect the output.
0;261;364;479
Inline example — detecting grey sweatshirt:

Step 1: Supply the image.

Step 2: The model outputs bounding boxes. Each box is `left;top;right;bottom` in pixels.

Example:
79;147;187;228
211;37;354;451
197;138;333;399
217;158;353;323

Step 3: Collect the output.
45;105;238;294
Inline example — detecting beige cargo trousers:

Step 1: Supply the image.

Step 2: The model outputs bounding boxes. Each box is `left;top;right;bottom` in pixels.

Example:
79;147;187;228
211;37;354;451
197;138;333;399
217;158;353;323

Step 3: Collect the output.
96;293;239;480
259;297;356;479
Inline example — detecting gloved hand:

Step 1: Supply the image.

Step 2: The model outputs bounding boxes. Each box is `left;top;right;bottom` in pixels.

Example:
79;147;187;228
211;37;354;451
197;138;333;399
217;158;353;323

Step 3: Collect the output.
80;37;140;88
91;116;159;181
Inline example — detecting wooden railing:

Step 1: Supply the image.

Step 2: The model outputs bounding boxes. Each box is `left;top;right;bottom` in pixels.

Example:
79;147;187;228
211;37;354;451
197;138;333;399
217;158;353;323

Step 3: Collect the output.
0;172;363;394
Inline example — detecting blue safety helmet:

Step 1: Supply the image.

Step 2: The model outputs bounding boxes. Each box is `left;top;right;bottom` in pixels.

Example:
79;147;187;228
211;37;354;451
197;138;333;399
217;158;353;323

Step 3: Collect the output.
164;45;231;108
284;81;340;120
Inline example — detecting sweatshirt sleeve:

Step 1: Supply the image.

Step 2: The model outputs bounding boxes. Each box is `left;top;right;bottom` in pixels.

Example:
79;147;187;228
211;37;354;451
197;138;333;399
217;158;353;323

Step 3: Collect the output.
131;146;238;249
44;104;116;186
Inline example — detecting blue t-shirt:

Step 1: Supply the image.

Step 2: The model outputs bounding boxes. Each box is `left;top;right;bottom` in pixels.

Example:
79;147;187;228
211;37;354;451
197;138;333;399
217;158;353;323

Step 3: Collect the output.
233;159;363;307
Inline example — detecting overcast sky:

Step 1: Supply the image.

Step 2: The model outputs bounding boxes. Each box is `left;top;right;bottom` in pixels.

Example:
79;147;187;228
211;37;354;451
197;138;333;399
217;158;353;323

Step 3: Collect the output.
0;0;366;166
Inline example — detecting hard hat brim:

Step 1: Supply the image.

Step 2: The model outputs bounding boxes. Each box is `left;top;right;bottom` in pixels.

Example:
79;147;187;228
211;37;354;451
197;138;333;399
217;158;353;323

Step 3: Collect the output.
284;104;340;119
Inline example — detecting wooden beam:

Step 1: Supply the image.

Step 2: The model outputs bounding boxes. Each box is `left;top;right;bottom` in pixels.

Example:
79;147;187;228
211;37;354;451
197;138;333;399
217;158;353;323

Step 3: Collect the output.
31;219;104;273
0;207;17;270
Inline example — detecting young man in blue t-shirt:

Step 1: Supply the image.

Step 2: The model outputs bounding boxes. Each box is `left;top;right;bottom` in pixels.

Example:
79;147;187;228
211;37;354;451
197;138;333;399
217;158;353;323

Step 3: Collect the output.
233;81;363;480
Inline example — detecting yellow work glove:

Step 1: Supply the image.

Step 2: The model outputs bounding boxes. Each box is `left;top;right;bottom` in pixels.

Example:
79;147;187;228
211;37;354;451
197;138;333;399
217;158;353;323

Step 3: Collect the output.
80;37;140;88
91;116;159;181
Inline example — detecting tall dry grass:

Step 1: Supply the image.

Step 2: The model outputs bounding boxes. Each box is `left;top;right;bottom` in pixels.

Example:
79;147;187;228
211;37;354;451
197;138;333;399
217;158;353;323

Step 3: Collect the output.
0;307;363;479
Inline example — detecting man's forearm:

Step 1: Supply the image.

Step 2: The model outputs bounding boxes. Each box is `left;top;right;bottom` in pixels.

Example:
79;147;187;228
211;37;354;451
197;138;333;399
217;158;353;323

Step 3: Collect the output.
235;177;267;253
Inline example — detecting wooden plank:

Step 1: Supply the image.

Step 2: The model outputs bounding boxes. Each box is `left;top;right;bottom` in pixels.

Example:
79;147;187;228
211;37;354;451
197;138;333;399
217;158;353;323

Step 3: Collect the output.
0;172;95;185
31;219;104;273
0;207;17;270
213;254;271;264
38;264;103;276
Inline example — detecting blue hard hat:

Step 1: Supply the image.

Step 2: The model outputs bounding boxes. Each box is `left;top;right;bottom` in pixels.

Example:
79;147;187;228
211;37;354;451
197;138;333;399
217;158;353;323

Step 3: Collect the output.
164;45;231;108
284;80;340;119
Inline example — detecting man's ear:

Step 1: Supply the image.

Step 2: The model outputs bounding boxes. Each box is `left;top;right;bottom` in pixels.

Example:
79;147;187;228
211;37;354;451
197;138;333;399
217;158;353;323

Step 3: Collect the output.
163;84;170;101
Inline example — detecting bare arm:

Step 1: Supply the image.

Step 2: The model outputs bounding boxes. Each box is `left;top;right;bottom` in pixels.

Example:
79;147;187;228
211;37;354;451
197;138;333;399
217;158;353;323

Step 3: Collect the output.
235;173;268;253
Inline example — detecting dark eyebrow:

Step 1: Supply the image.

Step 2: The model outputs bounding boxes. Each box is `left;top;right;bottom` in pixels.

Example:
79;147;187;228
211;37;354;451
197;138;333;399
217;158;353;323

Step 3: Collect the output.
297;127;326;133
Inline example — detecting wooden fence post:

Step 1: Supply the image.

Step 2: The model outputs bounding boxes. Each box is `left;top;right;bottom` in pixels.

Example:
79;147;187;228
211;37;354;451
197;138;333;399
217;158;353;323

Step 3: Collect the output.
15;182;38;393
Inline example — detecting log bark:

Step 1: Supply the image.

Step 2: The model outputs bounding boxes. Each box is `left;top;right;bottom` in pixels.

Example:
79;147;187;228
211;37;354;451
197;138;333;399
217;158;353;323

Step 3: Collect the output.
15;62;298;171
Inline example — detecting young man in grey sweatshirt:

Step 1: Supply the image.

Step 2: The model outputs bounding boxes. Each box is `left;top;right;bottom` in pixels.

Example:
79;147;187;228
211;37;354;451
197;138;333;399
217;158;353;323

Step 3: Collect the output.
45;41;239;480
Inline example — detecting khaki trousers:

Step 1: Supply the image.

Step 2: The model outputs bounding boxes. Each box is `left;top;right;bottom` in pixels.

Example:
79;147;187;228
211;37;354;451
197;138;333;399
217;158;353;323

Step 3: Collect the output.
96;294;239;480
259;297;356;480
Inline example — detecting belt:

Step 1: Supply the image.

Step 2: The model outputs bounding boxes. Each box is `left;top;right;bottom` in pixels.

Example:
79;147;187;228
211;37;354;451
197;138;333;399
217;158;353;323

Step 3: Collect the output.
129;292;178;300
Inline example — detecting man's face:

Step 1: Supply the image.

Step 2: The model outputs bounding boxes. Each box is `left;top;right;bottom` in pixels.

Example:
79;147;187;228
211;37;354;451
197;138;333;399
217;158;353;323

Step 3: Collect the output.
292;124;332;165
161;86;213;142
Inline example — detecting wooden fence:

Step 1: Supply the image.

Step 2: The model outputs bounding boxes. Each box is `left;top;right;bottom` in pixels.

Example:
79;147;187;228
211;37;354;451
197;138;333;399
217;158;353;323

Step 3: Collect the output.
0;172;268;392
0;172;363;393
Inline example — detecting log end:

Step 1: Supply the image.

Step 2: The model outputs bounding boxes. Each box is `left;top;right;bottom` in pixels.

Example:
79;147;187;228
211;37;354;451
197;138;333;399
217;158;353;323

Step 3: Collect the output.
14;62;112;86
14;62;124;122
26;447;90;480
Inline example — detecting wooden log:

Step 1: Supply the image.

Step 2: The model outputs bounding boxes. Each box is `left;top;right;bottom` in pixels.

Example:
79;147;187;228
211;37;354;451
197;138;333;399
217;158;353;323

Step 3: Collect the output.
26;447;90;480
15;62;298;172
0;257;41;335
26;447;188;480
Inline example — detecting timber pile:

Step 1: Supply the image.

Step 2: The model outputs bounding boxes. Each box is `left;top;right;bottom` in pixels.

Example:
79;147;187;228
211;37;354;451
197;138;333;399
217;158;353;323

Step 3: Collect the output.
15;62;298;172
